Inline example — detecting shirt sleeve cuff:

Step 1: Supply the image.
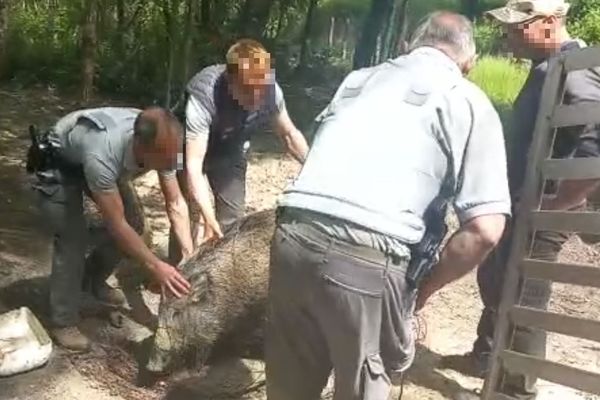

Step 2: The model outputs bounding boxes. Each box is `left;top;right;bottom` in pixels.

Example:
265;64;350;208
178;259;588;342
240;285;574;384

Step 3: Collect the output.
455;201;512;225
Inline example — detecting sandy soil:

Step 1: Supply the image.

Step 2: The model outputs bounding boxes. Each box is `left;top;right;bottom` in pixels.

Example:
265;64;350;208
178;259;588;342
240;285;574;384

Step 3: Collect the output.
1;85;600;400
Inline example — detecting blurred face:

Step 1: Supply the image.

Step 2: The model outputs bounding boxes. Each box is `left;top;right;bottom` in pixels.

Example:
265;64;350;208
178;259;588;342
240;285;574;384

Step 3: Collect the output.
503;15;563;59
228;54;273;111
134;132;181;171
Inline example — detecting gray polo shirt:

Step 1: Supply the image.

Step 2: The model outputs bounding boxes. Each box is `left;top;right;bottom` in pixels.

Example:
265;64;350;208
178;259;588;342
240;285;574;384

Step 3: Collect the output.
49;107;175;193
508;39;600;200
279;47;512;247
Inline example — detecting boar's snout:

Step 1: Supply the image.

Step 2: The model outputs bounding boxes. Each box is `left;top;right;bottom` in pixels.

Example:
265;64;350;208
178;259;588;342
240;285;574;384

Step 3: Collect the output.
146;326;174;373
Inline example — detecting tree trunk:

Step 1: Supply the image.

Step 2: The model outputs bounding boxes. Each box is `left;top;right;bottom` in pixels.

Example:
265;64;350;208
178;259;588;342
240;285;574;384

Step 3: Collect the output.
239;0;275;39
177;0;195;109
382;0;398;60
200;0;210;26
296;0;318;72
460;0;478;21
342;17;349;60
389;0;410;58
81;0;98;103
161;0;179;108
328;16;335;47
353;0;394;69
0;0;8;79
115;0;125;59
274;0;288;39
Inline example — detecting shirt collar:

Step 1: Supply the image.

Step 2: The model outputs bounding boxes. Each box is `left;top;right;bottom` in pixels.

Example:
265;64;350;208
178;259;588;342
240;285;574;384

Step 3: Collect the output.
402;46;463;76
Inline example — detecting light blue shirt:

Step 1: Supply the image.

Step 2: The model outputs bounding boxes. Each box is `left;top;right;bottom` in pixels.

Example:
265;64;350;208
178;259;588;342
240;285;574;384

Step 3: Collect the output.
279;47;512;246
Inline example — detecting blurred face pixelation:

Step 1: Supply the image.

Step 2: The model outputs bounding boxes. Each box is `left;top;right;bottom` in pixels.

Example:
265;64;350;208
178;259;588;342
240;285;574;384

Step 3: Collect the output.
503;15;562;58
138;131;182;172
229;52;273;111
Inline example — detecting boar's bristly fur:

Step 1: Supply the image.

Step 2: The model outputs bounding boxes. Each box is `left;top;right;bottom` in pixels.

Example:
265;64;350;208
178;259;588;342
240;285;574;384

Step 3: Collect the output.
146;208;276;373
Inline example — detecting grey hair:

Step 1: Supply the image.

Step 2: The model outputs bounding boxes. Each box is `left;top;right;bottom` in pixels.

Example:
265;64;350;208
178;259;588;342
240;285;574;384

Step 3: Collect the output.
408;11;476;66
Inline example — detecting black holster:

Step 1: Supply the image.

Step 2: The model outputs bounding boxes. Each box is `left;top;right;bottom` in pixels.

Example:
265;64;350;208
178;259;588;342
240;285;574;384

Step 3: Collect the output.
406;198;448;289
25;125;84;184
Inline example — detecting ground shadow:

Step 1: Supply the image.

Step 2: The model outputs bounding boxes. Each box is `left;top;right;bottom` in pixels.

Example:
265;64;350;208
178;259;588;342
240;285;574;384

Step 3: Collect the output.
163;357;265;400
0;274;158;334
0;348;76;400
404;344;480;400
438;352;483;379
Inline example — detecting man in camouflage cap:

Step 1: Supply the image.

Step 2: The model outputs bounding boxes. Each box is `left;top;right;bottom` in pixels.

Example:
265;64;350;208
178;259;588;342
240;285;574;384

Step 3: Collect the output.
471;1;600;399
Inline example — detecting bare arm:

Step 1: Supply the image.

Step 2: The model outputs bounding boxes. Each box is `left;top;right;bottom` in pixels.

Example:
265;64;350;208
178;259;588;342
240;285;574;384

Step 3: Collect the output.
542;179;600;210
185;138;223;242
92;189;191;297
272;108;309;164
159;174;194;259
415;214;507;311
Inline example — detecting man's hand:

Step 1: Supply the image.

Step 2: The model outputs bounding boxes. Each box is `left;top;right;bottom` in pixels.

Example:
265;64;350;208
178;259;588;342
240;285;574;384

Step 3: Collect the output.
193;216;223;247
413;214;506;313
159;174;194;258
273;108;308;164
149;259;191;298
186;137;225;246
414;277;438;314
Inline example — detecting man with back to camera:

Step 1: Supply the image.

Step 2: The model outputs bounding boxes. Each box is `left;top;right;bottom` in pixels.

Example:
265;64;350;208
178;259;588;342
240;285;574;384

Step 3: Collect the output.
168;39;309;264
264;11;511;400
29;106;193;351
470;1;600;398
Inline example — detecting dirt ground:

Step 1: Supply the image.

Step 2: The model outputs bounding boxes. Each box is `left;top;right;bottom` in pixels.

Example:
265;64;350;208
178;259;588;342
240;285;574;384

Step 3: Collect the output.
1;85;600;400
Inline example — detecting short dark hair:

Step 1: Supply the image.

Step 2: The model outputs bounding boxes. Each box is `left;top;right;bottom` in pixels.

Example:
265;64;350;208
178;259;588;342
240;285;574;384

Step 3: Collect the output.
133;106;182;147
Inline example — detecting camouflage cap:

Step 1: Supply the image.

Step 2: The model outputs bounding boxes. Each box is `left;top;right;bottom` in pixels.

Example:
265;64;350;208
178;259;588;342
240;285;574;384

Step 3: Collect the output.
485;0;570;24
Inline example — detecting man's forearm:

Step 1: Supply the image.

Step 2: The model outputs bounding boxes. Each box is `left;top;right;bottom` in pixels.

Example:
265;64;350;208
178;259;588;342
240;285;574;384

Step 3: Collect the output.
544;179;600;210
167;198;194;258
106;219;162;271
284;129;309;163
422;225;498;294
186;160;219;225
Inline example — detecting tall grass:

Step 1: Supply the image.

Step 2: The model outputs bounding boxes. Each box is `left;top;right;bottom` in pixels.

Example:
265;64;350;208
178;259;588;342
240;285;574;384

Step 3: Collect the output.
467;56;529;143
468;56;529;107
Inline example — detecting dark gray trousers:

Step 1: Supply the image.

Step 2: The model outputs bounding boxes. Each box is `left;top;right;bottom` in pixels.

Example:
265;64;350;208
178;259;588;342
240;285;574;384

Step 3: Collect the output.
33;172;143;327
265;213;416;400
168;156;247;264
475;221;569;399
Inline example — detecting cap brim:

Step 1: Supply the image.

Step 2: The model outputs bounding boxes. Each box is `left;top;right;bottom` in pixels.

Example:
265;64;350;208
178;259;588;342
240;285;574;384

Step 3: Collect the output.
484;7;533;24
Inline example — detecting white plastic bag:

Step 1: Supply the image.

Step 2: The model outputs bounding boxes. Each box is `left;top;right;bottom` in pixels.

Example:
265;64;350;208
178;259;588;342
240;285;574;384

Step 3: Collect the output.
0;307;53;376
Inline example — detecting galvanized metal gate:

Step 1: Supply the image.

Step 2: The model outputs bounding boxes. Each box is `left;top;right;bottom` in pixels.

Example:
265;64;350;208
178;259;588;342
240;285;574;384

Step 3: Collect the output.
481;46;600;400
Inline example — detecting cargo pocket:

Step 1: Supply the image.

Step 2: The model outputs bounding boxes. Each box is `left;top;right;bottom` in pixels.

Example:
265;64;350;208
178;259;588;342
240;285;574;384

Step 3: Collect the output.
361;353;391;400
32;182;70;234
380;269;417;375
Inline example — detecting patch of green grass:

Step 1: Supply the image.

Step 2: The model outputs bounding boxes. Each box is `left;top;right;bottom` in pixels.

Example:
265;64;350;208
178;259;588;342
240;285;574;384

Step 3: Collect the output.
468;56;529;108
467;56;530;140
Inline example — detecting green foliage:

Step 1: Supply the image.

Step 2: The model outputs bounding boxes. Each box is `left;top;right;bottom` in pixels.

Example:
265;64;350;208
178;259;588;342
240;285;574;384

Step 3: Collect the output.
474;21;502;55
568;0;600;44
468;56;529;142
6;3;80;86
320;0;370;18
468;56;528;107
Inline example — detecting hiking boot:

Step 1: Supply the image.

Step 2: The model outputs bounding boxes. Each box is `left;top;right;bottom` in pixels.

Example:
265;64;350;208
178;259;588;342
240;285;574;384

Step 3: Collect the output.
92;281;126;306
52;326;91;352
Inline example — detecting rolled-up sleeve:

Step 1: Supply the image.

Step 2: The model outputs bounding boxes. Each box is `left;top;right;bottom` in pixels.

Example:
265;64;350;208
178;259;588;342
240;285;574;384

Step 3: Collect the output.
452;87;512;224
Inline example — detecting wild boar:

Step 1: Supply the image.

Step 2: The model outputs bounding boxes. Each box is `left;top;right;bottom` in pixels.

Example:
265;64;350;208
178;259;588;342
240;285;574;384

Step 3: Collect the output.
145;208;276;374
